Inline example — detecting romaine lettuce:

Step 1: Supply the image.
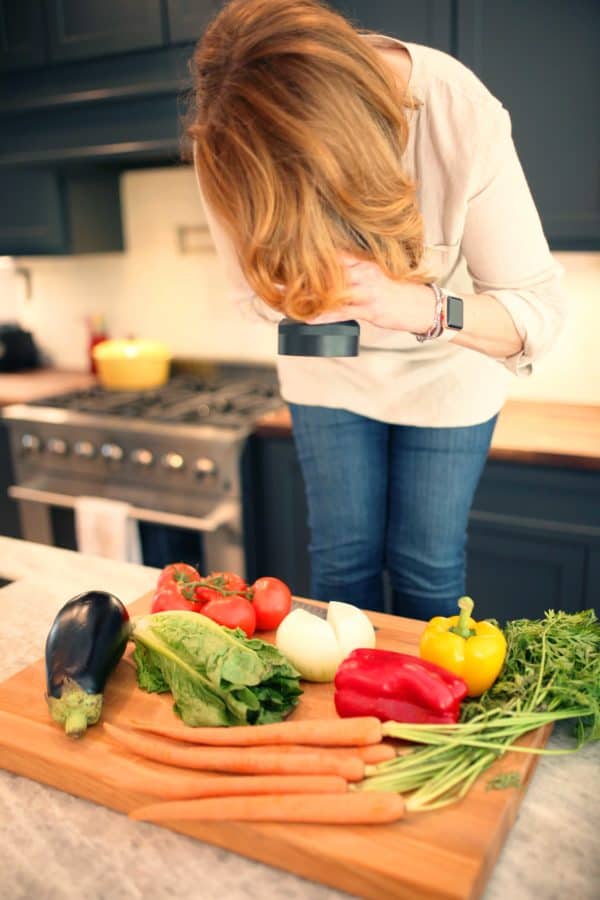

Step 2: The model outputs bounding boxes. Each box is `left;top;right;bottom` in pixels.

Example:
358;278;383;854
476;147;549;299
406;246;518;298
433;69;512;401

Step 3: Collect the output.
131;611;302;726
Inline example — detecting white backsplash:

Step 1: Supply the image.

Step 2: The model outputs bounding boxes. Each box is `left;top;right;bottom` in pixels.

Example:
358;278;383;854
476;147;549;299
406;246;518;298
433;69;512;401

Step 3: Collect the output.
12;165;600;406
16;166;277;370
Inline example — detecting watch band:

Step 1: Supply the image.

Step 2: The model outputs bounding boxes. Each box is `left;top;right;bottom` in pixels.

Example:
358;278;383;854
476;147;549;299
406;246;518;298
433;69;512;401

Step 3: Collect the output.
414;283;445;343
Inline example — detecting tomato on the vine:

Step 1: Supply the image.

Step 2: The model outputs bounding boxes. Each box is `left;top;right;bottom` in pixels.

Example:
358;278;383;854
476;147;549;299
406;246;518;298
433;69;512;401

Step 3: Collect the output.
251;577;292;631
151;584;200;614
156;562;200;592
152;562;204;613
151;565;292;634
201;595;256;637
194;571;248;604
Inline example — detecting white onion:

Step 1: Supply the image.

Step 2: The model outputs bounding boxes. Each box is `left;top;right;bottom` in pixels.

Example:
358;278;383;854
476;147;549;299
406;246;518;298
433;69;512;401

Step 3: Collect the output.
327;601;376;658
275;602;376;683
275;609;342;682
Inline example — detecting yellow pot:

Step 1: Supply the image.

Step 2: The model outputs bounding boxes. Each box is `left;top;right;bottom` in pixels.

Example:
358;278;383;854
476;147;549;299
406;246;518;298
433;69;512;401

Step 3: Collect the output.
93;339;171;391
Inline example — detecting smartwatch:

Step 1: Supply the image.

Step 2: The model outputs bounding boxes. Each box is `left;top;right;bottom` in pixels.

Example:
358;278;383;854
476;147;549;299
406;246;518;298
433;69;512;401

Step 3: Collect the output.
445;293;464;331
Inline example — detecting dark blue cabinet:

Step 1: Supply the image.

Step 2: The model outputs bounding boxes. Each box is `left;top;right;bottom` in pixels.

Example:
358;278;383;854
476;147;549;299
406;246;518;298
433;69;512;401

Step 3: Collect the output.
0;0;47;71
330;0;452;52
45;0;165;63
249;436;312;598
0;170;65;254
0;168;123;255
1;0;599;253
457;0;600;250
0;422;20;539
466;521;588;620
166;0;221;45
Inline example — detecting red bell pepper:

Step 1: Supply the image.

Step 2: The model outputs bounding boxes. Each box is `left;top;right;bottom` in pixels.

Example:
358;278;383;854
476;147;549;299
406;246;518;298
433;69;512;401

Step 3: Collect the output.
334;648;468;725
334;689;460;724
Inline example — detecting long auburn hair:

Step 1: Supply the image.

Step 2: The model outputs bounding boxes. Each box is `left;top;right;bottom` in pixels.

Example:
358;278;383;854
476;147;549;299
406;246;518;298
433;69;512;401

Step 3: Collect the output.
188;0;428;319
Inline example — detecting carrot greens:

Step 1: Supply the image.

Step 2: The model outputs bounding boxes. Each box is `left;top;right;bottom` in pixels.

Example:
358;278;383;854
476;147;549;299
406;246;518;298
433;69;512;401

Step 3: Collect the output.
486;772;521;791
358;610;600;810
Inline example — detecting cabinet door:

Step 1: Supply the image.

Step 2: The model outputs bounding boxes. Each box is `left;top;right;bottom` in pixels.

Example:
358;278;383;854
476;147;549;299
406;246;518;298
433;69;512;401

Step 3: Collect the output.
167;0;221;45
0;422;20;539
249;437;311;597
466;517;587;621
0;0;46;71
457;0;600;249
585;547;600;616
330;0;452;52
45;0;165;63
0;168;123;255
0;169;66;254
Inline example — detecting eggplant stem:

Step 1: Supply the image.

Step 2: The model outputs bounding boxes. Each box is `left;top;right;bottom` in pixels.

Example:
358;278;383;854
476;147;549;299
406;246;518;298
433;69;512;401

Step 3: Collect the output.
46;679;103;738
64;709;90;738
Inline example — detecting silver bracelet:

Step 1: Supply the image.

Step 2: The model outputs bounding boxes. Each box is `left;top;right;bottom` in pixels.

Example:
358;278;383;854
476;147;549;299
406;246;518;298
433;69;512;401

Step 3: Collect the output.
414;283;445;343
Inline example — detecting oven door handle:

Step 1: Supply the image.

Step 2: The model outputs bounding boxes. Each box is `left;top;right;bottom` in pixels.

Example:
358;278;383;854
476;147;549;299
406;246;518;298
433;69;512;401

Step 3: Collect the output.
8;485;238;534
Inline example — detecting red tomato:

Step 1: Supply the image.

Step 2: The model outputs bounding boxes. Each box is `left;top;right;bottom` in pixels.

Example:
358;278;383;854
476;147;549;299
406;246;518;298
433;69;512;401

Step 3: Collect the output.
151;584;201;614
251;577;292;631
201;595;256;637
194;571;248;604
156;562;200;592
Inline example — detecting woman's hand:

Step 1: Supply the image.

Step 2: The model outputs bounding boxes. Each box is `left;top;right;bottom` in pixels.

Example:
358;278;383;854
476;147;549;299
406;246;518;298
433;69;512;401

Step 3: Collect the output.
308;253;436;334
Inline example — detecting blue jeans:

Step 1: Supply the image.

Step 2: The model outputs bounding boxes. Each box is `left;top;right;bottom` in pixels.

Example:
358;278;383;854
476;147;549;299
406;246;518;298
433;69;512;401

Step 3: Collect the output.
289;403;497;619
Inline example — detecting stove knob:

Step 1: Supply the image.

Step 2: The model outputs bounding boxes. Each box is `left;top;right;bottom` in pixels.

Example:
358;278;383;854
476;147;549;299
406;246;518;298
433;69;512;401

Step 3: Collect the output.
21;433;42;454
161;452;185;471
101;442;124;462
74;440;96;459
46;437;69;456
194;457;218;482
131;448;154;467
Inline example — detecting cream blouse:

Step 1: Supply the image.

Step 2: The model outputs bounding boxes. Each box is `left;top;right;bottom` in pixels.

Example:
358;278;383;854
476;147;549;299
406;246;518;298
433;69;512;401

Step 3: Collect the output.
197;35;568;427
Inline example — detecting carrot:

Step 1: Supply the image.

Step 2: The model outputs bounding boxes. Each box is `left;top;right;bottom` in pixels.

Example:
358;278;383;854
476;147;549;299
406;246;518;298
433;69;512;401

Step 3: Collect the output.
254;744;396;763
102;760;347;800
103;723;365;781
130;791;405;825
127;716;382;747
355;743;396;764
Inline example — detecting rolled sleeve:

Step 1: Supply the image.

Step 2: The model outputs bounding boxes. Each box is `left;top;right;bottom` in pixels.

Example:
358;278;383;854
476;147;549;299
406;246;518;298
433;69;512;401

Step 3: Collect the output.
461;103;568;375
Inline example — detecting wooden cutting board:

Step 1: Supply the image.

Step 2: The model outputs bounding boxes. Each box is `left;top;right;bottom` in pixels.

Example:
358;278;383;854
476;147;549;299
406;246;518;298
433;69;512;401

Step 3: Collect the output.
0;596;550;900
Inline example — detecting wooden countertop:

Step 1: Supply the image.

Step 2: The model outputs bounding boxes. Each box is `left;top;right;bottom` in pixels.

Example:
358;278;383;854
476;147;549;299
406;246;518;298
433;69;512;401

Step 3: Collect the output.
255;400;600;471
0;369;96;407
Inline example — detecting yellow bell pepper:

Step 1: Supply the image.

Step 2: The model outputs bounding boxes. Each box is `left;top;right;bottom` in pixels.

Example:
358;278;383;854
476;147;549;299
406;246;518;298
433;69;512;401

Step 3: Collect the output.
419;596;506;697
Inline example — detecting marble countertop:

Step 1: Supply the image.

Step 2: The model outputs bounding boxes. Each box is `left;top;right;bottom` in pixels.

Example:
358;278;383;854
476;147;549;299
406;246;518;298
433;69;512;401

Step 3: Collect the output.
0;369;96;407
0;537;598;900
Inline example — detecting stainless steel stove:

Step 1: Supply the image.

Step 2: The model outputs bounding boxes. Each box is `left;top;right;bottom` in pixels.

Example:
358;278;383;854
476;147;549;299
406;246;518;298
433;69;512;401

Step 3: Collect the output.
2;365;282;575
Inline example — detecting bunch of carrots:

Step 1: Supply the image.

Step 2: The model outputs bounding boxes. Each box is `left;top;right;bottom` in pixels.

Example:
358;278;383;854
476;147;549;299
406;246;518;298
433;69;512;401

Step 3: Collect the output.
103;716;405;826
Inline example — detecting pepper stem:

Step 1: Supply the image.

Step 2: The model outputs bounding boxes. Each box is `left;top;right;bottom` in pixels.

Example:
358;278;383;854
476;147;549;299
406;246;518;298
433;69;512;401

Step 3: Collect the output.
449;596;476;639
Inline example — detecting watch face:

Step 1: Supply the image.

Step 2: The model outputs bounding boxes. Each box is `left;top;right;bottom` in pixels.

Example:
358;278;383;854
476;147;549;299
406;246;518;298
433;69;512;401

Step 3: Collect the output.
446;295;464;330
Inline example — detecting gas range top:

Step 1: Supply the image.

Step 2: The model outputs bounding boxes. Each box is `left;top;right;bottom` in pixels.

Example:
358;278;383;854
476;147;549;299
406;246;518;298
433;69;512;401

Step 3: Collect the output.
26;371;281;429
2;365;283;516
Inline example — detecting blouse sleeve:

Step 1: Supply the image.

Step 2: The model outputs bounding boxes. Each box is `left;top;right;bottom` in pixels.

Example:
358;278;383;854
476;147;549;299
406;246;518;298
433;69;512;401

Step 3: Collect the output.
460;101;568;375
194;163;283;325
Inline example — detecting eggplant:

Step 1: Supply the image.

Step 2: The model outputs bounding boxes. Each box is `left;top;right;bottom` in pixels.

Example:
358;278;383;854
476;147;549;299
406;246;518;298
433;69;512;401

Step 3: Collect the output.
45;590;131;738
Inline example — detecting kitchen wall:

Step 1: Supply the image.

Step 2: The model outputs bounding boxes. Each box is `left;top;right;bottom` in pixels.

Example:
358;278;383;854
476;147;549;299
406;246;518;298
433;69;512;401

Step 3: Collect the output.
13;166;600;405
16;167;277;370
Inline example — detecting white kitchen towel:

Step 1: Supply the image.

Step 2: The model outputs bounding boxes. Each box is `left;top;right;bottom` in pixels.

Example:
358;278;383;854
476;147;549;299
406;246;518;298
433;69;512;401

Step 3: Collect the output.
74;496;142;564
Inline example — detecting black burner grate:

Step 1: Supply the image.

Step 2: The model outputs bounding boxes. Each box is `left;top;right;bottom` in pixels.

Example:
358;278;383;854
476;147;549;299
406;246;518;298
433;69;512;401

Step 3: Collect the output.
27;372;281;425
